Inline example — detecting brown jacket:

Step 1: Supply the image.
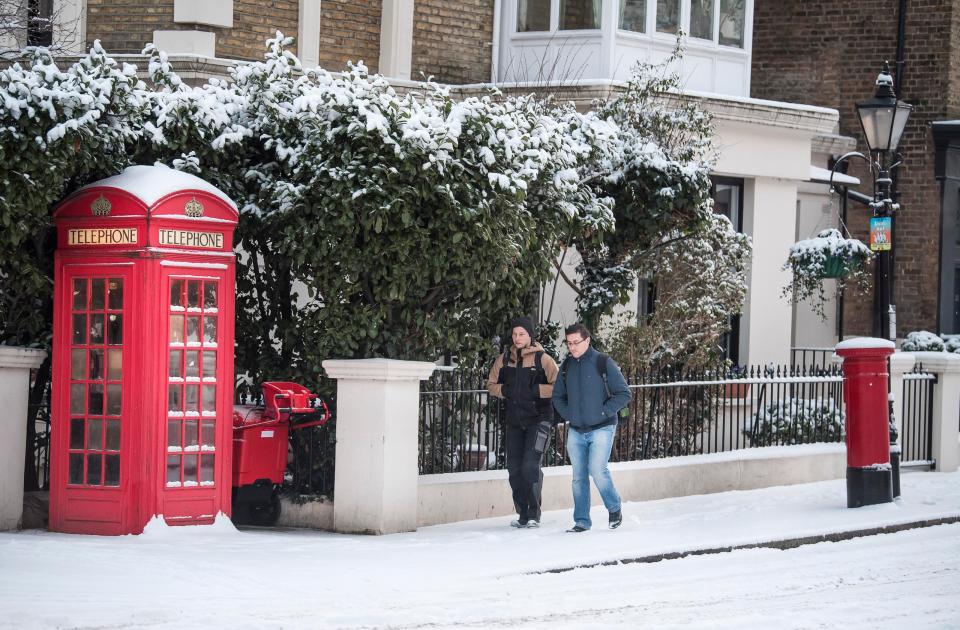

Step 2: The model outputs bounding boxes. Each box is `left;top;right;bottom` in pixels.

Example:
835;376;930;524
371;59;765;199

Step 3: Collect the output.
487;342;559;400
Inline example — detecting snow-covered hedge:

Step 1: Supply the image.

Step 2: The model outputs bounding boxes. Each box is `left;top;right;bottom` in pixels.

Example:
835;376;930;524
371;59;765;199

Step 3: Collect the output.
900;330;960;353
1;35;751;389
745;398;845;447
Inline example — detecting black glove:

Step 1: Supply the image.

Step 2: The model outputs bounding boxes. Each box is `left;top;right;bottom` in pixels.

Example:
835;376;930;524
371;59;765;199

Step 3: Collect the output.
501;383;513;398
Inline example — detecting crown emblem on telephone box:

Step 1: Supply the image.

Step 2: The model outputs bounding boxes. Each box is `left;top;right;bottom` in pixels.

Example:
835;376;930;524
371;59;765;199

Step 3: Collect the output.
90;195;112;216
184;197;205;217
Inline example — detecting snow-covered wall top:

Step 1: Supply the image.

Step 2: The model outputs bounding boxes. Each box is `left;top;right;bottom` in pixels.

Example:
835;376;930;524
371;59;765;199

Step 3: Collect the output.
76;164;237;210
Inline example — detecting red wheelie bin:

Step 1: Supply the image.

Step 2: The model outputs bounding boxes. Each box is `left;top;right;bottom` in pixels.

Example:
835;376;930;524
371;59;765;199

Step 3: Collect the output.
232;382;330;525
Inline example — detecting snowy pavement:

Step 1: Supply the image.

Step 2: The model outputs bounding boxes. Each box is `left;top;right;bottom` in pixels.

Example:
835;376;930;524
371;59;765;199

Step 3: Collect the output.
2;470;959;629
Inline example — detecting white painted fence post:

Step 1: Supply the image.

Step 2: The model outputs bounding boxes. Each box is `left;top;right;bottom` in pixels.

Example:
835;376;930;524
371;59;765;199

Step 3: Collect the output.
322;358;436;534
0;347;46;531
911;352;960;472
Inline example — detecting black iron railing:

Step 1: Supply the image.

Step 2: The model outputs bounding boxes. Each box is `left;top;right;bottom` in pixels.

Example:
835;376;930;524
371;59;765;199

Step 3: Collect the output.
419;363;846;475
29;402;51;491
790;347;837;371
900;365;936;468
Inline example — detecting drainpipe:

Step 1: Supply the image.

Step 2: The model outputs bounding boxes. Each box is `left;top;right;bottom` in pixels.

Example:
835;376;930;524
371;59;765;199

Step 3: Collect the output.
491;0;501;84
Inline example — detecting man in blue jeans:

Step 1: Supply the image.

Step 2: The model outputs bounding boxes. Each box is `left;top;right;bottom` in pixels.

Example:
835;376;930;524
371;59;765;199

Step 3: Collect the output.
552;323;631;532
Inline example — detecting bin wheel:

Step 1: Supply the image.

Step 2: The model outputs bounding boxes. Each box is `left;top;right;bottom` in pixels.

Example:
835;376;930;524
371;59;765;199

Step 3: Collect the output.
248;492;281;526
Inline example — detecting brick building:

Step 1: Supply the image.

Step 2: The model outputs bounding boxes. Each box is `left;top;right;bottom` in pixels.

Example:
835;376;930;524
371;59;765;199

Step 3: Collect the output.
752;0;960;339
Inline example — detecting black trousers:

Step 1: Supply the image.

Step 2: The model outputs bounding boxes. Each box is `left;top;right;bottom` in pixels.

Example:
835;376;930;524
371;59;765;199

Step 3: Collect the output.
505;422;550;522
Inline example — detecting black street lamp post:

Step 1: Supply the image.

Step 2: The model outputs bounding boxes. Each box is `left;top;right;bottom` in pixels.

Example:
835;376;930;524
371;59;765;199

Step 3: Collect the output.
830;63;912;499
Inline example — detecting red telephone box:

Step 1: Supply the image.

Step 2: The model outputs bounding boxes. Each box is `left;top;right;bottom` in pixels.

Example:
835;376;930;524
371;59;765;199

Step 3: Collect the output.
49;164;237;535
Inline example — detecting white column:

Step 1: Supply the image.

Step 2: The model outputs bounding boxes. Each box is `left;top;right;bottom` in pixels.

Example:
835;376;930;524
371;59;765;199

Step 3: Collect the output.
888;351;916;452
298;0;321;69
323;358;436;534
379;0;415;79
0;347;46;531
911;352;960;472
740;176;799;366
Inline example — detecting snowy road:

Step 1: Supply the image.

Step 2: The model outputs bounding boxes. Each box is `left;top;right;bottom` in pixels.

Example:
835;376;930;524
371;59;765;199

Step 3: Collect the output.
376;525;960;630
2;470;959;629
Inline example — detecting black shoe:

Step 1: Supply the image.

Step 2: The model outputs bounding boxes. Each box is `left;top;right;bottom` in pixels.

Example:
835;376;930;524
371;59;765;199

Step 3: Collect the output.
609;510;623;529
566;525;588;533
510;518;529;528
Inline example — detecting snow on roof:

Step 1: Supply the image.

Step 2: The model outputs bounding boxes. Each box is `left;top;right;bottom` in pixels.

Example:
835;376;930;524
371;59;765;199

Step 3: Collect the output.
809;165;860;186
77;164;237;210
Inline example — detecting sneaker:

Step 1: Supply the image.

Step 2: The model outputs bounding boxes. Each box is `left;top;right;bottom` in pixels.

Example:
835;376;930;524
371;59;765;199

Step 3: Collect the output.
609;510;623;529
566;525;588;533
526;519;540;528
510;519;529;528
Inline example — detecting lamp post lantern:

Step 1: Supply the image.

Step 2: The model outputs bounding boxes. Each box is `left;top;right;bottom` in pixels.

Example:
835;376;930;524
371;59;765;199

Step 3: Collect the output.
855;63;912;342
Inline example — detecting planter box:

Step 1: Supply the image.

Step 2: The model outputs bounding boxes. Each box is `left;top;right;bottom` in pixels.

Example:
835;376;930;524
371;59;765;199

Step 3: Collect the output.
723;382;751;399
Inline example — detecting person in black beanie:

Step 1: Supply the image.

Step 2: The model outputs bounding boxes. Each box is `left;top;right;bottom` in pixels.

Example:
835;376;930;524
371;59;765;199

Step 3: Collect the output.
487;317;559;528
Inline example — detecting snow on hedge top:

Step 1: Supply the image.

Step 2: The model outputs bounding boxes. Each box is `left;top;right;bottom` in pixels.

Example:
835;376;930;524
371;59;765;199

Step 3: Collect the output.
76;164;237;210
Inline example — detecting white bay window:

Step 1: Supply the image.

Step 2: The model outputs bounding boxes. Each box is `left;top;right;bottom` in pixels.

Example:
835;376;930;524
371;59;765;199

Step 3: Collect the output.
498;0;752;96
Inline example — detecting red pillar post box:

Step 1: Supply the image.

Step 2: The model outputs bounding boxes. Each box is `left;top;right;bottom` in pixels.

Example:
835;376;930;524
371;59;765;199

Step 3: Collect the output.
835;338;896;508
49;165;237;535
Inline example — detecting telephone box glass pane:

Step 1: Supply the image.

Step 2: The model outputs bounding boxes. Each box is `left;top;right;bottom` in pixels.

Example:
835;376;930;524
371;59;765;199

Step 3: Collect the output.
169;350;182;378
201;420;215;447
69;453;84;484
86;454;102;485
202;385;216;412
107;278;123;309
72;314;86;344
186;316;200;343
88;384;103;415
200;455;214;483
184;454;198;482
70;384;85;415
204;317;217;344
185;385;199;414
106;384;121;415
87;419;102;451
107;349;122;380
72;279;87;310
168;385;182;413
104;455;120;486
202;352;216;378
203;283;217;309
89;314;104;344
90;279;105;310
71;349;85;380
170;280;183;307
106;420;120;450
88;349;103;380
185;419;199;448
166;455;181;484
70;418;84;449
167;419;182;449
188;281;200;308
169;315;184;343
186;351;200;378
107;314;122;345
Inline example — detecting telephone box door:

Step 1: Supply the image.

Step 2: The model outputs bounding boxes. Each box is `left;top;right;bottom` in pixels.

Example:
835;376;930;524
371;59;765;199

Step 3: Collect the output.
51;266;140;535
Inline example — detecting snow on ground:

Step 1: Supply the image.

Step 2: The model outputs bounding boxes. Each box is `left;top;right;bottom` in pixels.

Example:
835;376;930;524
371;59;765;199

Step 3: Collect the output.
2;470;959;629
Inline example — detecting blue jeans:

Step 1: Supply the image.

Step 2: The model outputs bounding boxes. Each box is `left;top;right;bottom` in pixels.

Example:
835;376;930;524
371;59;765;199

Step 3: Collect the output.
566;424;621;529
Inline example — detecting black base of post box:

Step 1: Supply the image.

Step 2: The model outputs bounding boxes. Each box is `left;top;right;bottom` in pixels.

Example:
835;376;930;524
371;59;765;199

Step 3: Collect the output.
847;467;894;508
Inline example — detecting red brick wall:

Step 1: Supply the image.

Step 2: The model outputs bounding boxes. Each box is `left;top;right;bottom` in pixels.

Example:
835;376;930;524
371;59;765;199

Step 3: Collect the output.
318;0;381;73
752;0;959;337
411;0;493;84
85;0;299;62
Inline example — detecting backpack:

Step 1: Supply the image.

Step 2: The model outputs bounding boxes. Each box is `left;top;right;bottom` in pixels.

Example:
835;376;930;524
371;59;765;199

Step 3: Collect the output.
559;353;630;422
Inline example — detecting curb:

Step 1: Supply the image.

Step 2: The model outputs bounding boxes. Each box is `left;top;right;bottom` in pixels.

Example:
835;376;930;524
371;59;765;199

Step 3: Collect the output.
534;515;960;574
